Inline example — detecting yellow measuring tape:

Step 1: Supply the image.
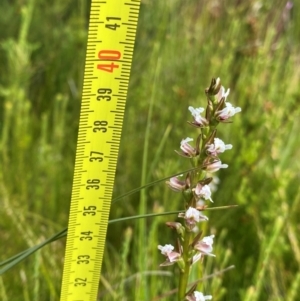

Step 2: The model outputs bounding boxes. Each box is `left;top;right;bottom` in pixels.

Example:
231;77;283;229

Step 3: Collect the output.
60;1;141;300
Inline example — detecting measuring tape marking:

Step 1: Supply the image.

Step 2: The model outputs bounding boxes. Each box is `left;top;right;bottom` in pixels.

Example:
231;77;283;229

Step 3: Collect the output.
60;1;140;300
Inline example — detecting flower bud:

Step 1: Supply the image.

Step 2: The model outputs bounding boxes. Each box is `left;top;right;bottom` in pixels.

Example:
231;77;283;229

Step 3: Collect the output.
166;176;186;192
205;77;221;98
165;222;185;237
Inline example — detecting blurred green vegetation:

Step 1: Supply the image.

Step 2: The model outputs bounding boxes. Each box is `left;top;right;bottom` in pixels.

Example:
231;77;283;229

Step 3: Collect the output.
1;0;300;300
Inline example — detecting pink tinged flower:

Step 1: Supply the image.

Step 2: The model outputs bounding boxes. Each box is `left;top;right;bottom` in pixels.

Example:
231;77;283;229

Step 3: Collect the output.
216;84;230;103
166;176;186;192
158;244;174;255
286;1;293;10
216;102;241;120
195;184;213;202
158;244;181;266
207;138;232;156
189;106;205;116
206;160;228;173
188;106;209;126
185;207;208;222
194;235;215;257
180;137;196;157
179;207;208;229
186;291;213;301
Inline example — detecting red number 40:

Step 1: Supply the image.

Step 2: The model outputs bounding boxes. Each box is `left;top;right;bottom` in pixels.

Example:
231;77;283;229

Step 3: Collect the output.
97;50;121;73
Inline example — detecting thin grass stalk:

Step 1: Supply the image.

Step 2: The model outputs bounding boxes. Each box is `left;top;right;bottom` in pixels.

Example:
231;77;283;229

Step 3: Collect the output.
119;227;133;300
20;269;30;301
100;274;117;299
286;272;300;301
39;259;59;300
137;49;161;300
147;124;172;182
244;216;285;301
33;251;40;301
0;276;8;301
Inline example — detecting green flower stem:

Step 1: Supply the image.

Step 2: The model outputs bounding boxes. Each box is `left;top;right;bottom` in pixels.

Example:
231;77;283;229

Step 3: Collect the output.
199;126;216;163
178;229;193;301
177;100;222;300
178;124;218;300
